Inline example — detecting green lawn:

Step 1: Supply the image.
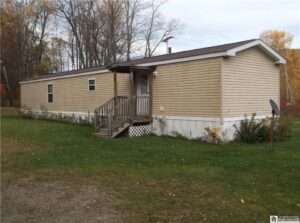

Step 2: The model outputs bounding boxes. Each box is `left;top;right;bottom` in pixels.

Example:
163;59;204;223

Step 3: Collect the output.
1;109;300;222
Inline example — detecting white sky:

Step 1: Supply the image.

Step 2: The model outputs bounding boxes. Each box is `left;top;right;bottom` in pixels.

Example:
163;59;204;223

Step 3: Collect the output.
159;0;300;53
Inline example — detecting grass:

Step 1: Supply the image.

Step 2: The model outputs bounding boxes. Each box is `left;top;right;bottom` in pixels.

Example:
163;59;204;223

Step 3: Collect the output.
1;108;300;222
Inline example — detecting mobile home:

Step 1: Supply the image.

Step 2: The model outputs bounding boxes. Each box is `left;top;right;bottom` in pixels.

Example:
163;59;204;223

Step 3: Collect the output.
20;39;285;140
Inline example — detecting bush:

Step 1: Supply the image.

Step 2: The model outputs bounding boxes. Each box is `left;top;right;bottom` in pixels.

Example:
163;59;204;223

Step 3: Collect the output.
287;100;300;118
233;113;292;143
233;114;269;143
274;115;293;141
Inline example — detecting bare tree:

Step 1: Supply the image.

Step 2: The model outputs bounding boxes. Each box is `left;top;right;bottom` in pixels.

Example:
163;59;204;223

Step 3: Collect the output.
101;0;124;64
1;0;182;105
122;0;145;61
143;0;181;57
34;0;56;64
57;0;87;68
47;37;68;72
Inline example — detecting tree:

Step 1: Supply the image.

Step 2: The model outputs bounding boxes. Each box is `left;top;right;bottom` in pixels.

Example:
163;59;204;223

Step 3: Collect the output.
57;0;182;65
285;49;300;101
1;0;182;105
122;0;145;61
47;37;68;73
143;0;182;57
101;0;124;64
260;30;293;52
56;0;87;68
0;0;55;106
260;30;300;106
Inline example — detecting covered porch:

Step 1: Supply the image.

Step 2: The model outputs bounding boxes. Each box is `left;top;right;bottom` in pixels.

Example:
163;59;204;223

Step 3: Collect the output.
94;65;156;138
110;65;156;122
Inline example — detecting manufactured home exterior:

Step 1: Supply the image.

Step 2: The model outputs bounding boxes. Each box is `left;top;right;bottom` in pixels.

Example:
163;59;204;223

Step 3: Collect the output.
20;39;285;140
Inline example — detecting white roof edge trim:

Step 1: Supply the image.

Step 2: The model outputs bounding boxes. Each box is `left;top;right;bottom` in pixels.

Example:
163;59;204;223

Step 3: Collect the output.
227;39;286;64
19;69;110;84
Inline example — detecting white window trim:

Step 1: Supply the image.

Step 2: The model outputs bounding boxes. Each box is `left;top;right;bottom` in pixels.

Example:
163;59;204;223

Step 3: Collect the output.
88;78;96;91
47;83;54;103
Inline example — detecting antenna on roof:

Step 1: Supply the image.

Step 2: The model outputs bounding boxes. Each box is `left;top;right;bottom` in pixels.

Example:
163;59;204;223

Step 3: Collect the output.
162;36;174;54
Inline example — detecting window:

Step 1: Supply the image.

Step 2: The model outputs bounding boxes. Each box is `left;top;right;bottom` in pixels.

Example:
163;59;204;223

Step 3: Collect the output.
140;74;148;94
48;84;53;103
88;79;95;91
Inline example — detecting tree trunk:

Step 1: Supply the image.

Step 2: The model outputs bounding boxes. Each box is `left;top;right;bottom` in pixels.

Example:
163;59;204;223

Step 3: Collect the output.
1;63;13;106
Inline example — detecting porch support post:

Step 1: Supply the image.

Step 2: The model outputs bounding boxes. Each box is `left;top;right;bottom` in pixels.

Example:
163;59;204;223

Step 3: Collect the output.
130;69;134;122
149;71;153;118
113;72;118;118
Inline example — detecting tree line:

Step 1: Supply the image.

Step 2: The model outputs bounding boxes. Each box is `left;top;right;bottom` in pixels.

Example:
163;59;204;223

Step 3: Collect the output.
1;0;181;106
260;30;300;113
0;1;299;112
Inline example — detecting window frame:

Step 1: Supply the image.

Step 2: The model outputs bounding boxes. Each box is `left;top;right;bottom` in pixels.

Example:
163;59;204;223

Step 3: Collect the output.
88;78;96;91
47;83;53;103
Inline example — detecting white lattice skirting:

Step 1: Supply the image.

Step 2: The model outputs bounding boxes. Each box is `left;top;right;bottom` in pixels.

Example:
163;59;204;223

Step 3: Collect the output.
129;125;152;137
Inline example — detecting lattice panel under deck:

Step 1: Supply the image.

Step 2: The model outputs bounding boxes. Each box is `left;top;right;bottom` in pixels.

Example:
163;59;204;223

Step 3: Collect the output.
129;125;152;137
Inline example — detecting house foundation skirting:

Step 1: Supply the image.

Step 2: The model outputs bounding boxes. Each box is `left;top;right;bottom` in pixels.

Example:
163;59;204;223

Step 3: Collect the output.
21;109;95;124
21;109;270;141
152;115;269;141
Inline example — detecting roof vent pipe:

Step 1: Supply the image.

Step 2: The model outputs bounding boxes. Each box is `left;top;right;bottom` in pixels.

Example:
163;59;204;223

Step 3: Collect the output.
168;47;172;54
162;36;174;54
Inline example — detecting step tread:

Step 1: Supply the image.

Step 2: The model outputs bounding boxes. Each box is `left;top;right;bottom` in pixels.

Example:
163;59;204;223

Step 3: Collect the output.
95;122;131;138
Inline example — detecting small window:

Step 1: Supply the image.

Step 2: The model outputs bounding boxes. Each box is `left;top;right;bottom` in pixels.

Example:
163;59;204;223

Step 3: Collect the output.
88;79;95;91
48;84;53;103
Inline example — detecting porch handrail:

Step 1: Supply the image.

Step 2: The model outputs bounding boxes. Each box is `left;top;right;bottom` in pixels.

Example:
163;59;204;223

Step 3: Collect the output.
94;96;128;131
108;96;132;136
94;95;150;138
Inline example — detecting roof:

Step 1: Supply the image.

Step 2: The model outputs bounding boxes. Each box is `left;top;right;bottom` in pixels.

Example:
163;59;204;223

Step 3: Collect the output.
20;39;286;84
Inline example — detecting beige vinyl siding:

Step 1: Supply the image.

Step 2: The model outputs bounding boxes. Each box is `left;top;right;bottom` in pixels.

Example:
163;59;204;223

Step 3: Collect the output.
21;72;130;113
152;58;221;117
116;73;131;96
223;47;280;117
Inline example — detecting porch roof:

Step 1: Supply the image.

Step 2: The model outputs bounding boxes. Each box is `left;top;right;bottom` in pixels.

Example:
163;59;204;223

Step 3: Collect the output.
107;65;156;74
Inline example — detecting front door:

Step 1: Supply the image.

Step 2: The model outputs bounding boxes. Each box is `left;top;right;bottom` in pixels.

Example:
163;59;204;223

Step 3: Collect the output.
136;73;150;116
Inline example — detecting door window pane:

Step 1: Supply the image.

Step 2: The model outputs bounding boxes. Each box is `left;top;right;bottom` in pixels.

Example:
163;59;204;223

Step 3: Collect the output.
140;74;148;94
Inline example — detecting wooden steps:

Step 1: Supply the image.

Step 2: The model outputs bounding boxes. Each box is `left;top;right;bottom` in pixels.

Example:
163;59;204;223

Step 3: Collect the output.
94;122;130;139
94;96;151;139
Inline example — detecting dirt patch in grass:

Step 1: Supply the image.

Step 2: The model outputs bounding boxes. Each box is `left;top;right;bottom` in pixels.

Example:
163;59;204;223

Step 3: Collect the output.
1;137;37;158
1;137;125;223
1;175;125;223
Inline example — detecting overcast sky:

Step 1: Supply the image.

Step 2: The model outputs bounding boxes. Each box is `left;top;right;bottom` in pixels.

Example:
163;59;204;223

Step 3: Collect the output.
159;0;300;53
